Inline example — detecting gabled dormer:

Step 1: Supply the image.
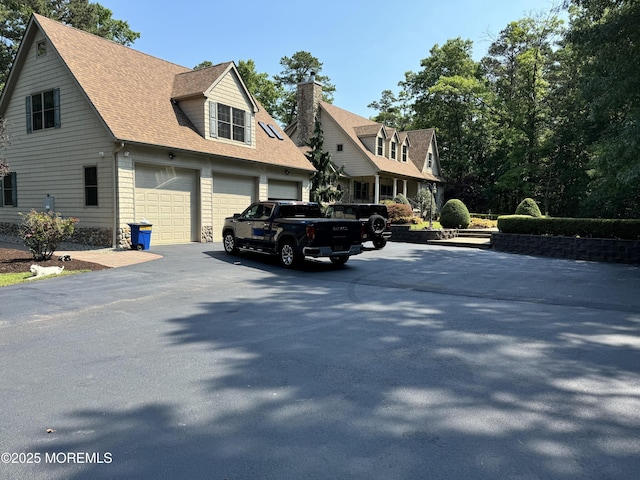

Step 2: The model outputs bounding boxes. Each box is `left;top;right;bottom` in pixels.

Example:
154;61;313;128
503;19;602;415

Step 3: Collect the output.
171;62;258;147
385;129;400;161
398;132;410;163
355;124;387;157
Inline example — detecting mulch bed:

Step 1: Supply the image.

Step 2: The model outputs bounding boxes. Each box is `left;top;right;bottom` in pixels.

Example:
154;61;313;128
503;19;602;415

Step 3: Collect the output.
0;247;110;274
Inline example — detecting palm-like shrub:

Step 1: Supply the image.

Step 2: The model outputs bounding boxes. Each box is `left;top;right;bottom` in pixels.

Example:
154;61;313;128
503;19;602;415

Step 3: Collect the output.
439;199;470;228
515;198;542;217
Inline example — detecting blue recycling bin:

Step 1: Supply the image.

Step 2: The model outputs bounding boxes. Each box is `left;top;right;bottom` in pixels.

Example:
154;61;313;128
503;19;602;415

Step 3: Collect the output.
128;223;152;250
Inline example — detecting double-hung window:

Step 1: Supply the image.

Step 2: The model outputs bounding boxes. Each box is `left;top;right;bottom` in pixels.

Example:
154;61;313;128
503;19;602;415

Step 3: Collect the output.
26;88;60;133
1;172;17;207
391;141;397;160
210;102;251;145
377;137;383;156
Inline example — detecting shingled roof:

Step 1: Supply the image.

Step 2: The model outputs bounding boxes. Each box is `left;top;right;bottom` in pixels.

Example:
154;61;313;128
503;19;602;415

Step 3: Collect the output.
320;101;433;180
6;14;314;172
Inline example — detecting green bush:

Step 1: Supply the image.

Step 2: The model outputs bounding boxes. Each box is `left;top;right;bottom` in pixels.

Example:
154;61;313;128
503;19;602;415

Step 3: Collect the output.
515;198;543;217
393;193;410;205
387;203;414;224
497;215;640;240
439;199;470;228
18;210;78;260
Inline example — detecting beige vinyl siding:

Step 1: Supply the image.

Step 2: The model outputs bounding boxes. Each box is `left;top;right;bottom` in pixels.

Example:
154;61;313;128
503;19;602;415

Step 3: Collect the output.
207;71;254;147
321;115;378;178
0;34;114;228
178;97;206;136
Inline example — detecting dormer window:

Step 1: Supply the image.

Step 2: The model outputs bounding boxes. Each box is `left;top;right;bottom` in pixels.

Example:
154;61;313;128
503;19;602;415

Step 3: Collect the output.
391;141;397;160
428;152;433;168
402;145;408;162
209;101;251;145
377;137;383;156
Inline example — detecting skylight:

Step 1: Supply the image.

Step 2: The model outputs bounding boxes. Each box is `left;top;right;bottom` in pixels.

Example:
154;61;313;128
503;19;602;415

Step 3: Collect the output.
258;121;275;138
267;124;284;141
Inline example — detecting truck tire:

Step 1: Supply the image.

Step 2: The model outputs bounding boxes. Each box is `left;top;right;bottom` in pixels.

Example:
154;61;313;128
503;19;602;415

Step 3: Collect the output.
279;239;300;268
223;231;238;254
372;237;387;249
369;215;386;235
329;255;349;266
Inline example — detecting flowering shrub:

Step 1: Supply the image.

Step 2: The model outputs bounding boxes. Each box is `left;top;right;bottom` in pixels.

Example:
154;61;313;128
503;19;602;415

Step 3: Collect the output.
18;210;78;260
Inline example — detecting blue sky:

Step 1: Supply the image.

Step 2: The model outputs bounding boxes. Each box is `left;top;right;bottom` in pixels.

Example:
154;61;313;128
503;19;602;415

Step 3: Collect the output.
99;0;561;118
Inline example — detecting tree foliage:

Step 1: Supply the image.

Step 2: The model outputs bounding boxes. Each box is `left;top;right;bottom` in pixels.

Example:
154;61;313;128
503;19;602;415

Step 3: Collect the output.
565;0;640;217
273;51;335;127
305;118;344;203
236;59;282;118
369;4;638;219
0;116;10;177
0;0;139;90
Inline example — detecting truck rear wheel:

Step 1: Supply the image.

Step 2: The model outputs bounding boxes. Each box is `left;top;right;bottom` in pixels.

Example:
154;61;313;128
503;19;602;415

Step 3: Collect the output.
279;239;300;268
372;237;387;249
329;255;349;266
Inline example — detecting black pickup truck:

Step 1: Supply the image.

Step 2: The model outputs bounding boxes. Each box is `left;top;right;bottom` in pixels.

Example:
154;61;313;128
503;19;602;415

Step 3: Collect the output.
222;201;363;268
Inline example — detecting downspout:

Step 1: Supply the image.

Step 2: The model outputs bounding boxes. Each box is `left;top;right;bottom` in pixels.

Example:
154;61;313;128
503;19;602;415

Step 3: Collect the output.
112;142;125;248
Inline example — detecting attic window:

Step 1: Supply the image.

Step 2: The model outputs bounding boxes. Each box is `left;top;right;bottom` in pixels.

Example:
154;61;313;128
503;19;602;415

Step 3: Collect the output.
428;152;433;168
337;144;343;152
36;41;47;57
391;141;397;160
377;137;383;156
402;145;408;162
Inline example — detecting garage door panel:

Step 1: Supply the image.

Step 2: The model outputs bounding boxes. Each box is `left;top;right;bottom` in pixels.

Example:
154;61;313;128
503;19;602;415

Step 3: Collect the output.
135;165;197;245
212;174;256;241
268;179;299;200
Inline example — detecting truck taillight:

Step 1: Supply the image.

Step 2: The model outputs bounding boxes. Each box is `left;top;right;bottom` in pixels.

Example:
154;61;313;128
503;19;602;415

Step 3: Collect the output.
306;225;316;240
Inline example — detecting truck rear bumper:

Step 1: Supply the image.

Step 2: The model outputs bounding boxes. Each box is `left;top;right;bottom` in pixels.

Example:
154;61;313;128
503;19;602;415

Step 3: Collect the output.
303;244;362;257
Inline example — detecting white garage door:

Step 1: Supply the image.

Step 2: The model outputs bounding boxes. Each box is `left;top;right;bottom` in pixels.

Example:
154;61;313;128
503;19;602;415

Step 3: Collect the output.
268;179;300;200
212;174;256;241
135;165;197;245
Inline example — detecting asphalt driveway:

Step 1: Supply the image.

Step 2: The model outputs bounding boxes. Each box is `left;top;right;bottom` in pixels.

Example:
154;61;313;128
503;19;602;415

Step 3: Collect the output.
1;242;639;479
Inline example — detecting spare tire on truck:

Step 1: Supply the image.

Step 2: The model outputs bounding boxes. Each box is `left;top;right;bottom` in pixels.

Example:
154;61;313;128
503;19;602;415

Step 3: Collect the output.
369;214;386;234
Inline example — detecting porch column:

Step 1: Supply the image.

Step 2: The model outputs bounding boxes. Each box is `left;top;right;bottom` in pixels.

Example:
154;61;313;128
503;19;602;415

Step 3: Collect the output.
403;179;408;197
374;175;380;203
393;178;398;198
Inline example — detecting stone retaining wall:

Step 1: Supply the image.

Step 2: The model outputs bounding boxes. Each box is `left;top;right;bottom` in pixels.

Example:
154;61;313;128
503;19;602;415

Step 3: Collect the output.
1;222;112;248
491;232;640;264
389;225;458;244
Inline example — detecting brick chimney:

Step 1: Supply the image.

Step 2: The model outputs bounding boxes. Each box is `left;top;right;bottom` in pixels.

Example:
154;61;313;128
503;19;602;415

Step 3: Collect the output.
296;72;322;147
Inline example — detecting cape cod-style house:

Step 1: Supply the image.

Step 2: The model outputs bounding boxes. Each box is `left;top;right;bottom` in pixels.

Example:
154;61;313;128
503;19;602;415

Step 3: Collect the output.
286;75;445;208
0;14;314;247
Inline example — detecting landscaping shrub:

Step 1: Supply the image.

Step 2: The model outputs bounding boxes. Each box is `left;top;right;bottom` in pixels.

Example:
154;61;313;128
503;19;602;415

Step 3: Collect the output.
387;203;414;224
497;215;640;240
439;199;470;228
393;193;411;205
515;198;543;217
18;210;78;260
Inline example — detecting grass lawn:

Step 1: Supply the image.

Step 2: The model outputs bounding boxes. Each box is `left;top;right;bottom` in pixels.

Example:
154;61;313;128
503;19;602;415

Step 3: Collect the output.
410;221;443;230
0;270;89;287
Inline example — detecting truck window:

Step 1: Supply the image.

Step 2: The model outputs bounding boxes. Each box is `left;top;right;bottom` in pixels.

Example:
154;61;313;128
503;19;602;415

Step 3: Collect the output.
279;204;322;218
